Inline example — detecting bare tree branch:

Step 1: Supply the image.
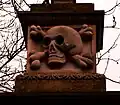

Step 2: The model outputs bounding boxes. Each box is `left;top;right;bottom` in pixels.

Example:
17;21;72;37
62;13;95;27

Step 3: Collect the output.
104;56;110;74
105;0;118;15
106;77;120;84
105;2;120;14
96;33;120;65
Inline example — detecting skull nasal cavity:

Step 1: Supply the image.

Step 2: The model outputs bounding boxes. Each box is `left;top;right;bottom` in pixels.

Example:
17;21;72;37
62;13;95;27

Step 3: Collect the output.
49;44;56;52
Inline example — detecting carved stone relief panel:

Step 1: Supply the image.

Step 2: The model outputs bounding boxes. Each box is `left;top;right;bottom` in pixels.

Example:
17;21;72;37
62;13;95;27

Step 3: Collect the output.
26;24;96;73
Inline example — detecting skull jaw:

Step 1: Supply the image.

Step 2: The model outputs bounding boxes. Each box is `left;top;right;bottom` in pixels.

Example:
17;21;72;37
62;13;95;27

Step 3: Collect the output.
48;56;66;69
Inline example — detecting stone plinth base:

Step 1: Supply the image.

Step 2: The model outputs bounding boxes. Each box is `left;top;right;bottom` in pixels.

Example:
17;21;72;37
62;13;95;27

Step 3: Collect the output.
15;72;106;92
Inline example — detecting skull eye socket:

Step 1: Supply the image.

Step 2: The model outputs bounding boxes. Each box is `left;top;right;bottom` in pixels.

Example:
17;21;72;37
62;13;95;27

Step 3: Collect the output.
55;35;64;45
43;37;51;47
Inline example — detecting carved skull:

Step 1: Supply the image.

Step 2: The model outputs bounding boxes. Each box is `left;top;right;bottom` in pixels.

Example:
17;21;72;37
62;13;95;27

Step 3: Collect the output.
43;26;83;67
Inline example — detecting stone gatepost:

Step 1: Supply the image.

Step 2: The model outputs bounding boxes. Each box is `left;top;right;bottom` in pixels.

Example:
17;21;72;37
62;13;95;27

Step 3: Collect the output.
15;0;106;92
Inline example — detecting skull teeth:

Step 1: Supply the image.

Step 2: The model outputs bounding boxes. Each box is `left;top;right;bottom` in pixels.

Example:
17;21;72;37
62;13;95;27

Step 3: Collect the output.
49;54;64;58
48;56;66;63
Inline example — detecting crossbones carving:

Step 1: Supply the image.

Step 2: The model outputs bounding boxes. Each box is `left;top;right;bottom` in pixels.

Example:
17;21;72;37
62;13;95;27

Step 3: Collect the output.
28;24;94;70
